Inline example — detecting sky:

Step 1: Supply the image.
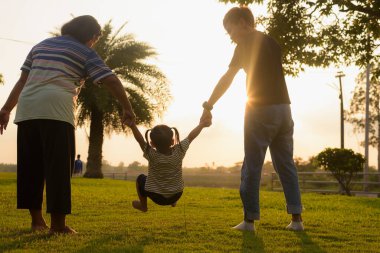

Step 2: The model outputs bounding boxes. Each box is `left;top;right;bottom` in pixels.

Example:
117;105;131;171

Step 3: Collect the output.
0;0;375;168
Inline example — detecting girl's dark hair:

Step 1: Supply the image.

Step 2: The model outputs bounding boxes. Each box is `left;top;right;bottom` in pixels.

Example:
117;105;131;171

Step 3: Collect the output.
61;15;101;44
223;6;255;29
144;125;183;153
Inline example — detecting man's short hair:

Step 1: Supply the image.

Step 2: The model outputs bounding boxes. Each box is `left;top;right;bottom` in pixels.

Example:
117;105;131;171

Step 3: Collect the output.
223;7;255;28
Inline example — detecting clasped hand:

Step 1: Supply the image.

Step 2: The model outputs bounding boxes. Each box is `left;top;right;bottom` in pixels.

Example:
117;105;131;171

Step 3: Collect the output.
200;109;212;127
0;109;10;135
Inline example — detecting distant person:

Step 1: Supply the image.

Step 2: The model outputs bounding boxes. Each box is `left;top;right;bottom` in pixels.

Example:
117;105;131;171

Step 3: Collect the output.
0;15;135;234
126;118;210;212
74;154;83;175
200;6;303;231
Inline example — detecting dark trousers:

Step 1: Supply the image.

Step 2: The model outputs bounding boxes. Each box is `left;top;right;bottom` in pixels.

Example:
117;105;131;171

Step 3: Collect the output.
17;119;75;214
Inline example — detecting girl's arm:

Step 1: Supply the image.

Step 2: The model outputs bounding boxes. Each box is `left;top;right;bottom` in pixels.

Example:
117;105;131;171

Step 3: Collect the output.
187;119;211;143
128;123;146;150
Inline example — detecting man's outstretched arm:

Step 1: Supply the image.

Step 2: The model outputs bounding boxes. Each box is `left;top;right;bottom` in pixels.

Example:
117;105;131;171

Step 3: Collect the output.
201;66;239;121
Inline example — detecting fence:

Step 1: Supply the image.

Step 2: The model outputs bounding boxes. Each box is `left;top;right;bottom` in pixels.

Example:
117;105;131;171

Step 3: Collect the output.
103;172;128;180
101;172;242;188
271;171;380;196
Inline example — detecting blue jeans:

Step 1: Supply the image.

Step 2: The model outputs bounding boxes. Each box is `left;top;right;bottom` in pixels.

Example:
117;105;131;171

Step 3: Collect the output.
241;104;302;221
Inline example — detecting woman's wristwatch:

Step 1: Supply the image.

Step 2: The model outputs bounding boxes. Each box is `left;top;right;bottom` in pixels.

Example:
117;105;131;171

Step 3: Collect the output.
202;101;213;111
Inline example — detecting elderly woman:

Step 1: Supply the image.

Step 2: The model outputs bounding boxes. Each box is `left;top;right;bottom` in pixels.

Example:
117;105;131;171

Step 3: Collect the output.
0;15;135;234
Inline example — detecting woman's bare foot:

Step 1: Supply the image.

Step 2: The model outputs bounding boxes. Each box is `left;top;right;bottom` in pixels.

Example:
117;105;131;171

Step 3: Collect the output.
30;209;49;232
31;223;49;232
49;213;77;234
132;200;147;212
49;226;77;234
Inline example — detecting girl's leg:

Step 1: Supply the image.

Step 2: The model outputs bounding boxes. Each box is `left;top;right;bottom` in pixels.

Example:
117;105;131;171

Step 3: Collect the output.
132;175;148;212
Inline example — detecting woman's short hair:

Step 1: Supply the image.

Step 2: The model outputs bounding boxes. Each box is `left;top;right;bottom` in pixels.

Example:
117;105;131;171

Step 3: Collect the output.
223;7;255;28
61;15;101;44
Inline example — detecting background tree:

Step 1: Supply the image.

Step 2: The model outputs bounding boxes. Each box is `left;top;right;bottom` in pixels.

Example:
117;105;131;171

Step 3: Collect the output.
346;64;380;170
0;73;4;85
316;148;365;196
219;0;379;76
294;156;319;172
78;22;171;178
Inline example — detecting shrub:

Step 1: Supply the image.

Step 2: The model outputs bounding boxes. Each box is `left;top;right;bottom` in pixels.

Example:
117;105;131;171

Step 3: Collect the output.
315;148;365;196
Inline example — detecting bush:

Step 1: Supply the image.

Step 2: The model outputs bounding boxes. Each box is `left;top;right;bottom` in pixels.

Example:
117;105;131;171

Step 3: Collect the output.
315;148;365;196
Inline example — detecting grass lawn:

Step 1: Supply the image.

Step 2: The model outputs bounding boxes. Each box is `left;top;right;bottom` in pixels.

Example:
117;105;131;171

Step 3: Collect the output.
1;172;379;253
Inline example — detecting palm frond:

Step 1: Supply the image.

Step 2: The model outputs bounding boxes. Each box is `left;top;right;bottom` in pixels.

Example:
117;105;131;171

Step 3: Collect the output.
77;21;171;132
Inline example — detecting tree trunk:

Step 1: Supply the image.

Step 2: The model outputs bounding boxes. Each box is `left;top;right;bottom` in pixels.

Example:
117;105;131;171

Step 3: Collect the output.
337;176;352;196
343;184;352;196
378;122;380;182
84;107;104;178
378;103;380;182
376;96;380;182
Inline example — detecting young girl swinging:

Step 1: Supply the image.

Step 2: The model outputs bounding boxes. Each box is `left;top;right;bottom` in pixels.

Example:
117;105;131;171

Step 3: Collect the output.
126;118;210;212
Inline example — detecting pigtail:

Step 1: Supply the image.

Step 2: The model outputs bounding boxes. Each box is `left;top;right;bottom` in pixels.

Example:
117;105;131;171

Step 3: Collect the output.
172;127;183;152
144;129;151;152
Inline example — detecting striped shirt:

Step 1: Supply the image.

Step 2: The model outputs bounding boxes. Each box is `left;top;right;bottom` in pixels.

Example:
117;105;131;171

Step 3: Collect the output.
15;35;114;126
144;138;190;196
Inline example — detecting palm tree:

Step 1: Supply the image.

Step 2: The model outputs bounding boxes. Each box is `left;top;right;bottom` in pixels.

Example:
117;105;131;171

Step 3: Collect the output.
78;22;171;178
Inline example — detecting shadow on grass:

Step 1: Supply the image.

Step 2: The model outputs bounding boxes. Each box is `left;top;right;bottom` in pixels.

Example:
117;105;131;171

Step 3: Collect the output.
0;229;144;253
74;233;144;253
1;229;326;253
296;231;326;253
351;197;380;209
239;230;327;253
0;230;52;252
0;177;16;186
241;231;265;253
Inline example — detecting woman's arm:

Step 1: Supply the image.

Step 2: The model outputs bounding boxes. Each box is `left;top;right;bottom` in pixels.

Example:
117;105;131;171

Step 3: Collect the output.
0;71;29;135
100;75;136;125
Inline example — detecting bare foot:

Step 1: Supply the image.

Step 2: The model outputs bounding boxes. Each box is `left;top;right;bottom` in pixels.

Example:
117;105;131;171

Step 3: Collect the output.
49;226;77;235
171;202;177;207
29;209;48;232
132;200;147;212
31;223;49;232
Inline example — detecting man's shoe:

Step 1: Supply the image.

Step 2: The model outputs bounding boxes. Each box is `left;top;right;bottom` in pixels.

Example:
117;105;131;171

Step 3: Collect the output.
286;221;304;231
232;221;255;232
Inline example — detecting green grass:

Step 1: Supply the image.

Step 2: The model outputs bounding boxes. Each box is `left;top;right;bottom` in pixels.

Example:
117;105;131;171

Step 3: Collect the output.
1;172;379;253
